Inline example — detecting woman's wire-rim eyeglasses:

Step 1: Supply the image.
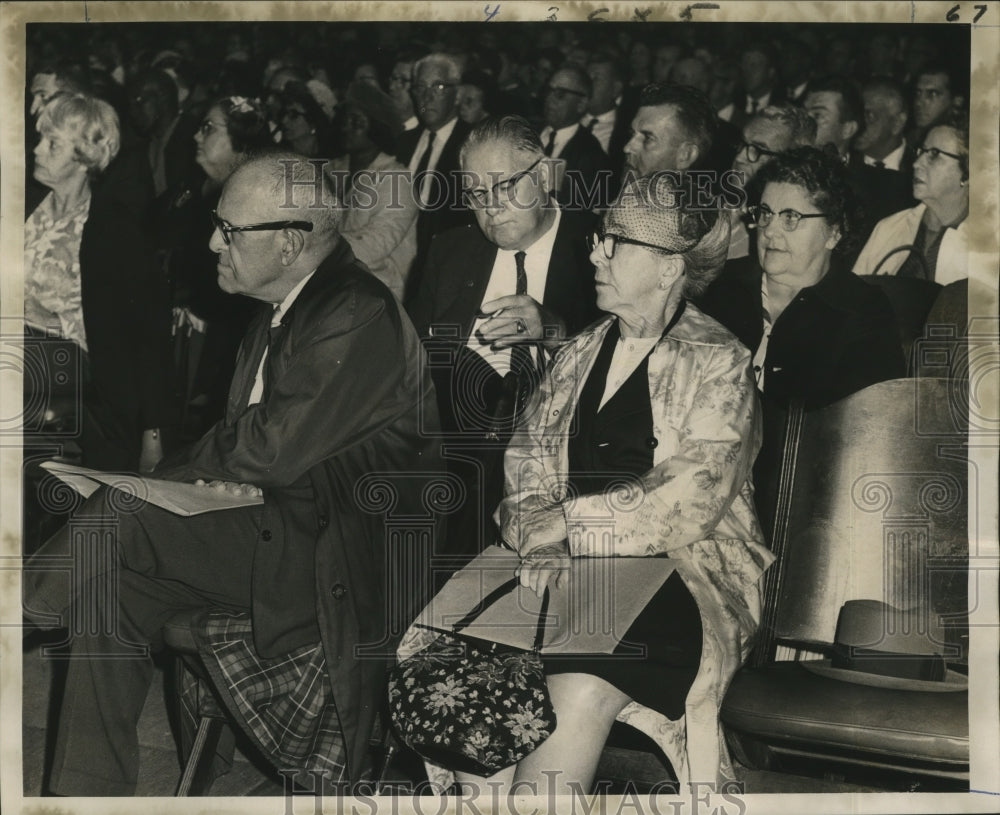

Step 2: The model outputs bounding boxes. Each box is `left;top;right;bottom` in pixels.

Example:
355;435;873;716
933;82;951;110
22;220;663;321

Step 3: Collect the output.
211;210;314;245
747;203;829;232
588;231;678;259
463;157;543;209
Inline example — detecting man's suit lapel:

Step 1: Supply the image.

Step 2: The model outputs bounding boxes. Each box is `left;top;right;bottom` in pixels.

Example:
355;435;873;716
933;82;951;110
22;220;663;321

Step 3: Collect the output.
227;304;272;421
439;236;498;335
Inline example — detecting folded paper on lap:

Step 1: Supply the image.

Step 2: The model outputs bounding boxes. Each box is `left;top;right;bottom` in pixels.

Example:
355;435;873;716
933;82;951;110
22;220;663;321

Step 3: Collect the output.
420;545;675;654
40;460;264;516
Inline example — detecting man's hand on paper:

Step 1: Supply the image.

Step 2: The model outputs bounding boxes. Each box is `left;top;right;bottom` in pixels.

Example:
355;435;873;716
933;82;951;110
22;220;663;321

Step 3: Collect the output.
194;479;262;498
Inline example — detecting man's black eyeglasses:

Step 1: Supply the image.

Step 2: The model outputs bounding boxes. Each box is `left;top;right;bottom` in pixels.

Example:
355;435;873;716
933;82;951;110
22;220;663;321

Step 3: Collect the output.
463;157;543;209
739;141;781;164
211;210;314;245
588;231;677;259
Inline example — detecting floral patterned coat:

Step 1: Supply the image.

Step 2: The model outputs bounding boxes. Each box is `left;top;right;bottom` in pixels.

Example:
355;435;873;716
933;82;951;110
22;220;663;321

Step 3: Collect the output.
399;304;774;788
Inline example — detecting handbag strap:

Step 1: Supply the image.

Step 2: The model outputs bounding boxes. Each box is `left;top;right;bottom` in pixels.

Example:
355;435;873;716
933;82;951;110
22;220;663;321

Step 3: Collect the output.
452;577;551;652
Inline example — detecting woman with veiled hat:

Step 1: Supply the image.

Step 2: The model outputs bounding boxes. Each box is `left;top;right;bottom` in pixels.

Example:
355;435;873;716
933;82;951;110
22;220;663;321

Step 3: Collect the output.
447;175;774;795
328;80;418;300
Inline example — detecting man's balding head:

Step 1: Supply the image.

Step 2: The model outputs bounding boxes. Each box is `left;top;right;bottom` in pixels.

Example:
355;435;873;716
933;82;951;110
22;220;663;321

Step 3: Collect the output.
211;152;342;303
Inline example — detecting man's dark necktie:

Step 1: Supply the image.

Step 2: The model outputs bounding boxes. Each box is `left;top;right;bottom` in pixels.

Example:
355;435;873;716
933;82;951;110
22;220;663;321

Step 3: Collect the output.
486;251;534;440
585;117;599;132
873;159;886;169
414;130;436;201
510;251;532;380
543;129;556;157
749;97;759;115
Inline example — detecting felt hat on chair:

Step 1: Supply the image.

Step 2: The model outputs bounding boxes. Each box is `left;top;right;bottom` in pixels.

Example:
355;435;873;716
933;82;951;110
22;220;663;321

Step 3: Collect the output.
801;599;967;692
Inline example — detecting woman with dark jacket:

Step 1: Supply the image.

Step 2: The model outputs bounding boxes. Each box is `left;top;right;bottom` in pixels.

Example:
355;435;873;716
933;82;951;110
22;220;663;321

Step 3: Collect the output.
25;92;171;471
699;146;905;412
698;147;904;539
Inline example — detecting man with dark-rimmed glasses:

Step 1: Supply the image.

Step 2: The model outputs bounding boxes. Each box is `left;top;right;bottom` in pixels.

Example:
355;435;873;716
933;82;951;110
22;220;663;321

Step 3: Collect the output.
23;152;443;794
729;104;816;260
408;114;600;571
538;64;612;210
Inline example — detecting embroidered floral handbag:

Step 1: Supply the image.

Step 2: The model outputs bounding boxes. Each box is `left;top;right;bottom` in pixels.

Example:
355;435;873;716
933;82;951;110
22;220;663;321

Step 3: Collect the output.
387;578;555;776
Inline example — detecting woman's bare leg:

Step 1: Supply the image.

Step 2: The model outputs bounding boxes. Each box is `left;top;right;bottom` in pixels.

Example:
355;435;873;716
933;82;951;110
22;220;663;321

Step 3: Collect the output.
513;673;631;796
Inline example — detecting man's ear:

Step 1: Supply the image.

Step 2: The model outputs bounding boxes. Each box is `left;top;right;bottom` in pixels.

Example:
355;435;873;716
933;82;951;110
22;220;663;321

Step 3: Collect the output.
537;157;555;196
280;226;307;265
677;141;700;171
842;119;860;143
890;110;908;139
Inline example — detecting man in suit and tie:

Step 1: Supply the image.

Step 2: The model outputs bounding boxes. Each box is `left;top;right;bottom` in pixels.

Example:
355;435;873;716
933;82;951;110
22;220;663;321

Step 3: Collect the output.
583;54;638;190
408;115;600;568
539;64;613;210
396;52;472;301
738;43;784;128
23;153;441;795
852;78;916;179
807;75;914;254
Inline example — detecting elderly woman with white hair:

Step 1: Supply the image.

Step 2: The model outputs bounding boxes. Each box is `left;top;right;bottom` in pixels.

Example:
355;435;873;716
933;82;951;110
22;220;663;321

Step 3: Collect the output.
404;176;773;796
25;92;171;471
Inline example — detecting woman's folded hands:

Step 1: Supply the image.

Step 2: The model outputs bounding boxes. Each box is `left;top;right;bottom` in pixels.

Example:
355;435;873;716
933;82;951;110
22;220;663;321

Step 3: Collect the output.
513;503;571;596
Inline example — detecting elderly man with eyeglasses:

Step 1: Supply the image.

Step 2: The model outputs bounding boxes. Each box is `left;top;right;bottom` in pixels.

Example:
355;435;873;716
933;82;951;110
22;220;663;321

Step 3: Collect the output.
396;52;474;301
407;115;600;571
23;152;443;795
728;104;817;260
538;64;613;210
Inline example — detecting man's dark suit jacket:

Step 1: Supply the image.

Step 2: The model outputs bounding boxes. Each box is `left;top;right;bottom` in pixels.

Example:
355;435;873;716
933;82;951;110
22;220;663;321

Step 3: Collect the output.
407;208;600;374
396;117;473;301
847;148;917;250
606;87;642;193
554;125;614;210
158;240;442;781
407;209;600;558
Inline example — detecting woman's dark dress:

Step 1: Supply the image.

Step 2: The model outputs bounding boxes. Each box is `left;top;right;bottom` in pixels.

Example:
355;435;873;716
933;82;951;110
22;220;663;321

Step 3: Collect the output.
544;316;703;719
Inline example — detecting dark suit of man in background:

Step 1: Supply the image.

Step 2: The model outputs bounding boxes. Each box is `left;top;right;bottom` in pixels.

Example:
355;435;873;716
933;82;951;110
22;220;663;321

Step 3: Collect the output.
23;153;441;795
396;52;472;301
408;116;600;571
539;65;613;210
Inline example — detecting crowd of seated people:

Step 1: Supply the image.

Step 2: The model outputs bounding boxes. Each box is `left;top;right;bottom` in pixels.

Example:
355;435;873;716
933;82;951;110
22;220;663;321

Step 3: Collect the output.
21;19;976;797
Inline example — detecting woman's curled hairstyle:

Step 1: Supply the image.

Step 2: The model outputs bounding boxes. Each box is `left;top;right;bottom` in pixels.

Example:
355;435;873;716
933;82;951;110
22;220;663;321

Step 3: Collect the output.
37;92;121;176
754;146;862;256
216;96;276;153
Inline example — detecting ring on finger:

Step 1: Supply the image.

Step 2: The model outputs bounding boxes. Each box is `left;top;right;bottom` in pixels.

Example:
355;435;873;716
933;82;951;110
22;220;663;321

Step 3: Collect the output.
516;319;526;334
